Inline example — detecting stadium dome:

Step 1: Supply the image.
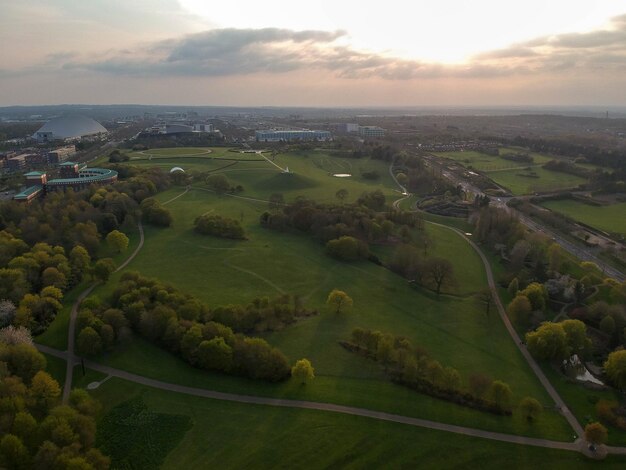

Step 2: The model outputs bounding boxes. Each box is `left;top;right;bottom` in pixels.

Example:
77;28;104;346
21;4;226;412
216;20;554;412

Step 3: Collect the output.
170;167;185;173
33;115;108;142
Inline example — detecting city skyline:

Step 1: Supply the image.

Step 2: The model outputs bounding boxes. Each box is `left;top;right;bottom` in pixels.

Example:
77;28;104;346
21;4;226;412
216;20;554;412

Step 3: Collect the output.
1;0;625;106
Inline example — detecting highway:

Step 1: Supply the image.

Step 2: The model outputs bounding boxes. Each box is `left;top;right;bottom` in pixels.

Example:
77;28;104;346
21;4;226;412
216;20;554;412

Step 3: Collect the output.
421;154;625;282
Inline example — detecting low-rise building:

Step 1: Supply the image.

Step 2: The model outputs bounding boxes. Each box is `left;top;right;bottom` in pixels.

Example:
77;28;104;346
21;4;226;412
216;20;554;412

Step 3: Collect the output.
358;126;385;138
47;145;76;164
255;129;331;142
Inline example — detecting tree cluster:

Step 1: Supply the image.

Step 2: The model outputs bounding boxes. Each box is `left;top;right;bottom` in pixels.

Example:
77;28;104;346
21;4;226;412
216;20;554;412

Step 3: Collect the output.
525;319;592;361
76;272;295;381
0;342;109;469
194;214;245;240
344;328;515;414
140;198;173;227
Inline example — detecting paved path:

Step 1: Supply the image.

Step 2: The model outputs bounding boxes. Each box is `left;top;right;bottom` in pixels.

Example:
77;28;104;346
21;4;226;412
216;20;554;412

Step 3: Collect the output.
419;217;585;438
62;221;145;403
38;343;585;453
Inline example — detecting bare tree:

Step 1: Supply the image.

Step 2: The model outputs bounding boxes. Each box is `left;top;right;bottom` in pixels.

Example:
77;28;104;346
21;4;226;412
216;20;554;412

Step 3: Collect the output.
424;257;456;296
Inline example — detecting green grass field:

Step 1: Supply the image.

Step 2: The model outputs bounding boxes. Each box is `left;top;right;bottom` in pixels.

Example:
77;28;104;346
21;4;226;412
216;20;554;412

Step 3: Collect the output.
39;146;617;461
540;200;626;236
86;378;625;469
75;180;575;440
433;148;588;195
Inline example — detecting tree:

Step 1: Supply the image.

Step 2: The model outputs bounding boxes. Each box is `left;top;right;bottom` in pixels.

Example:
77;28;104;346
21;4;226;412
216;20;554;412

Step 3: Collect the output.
69;246;91;283
507;278;519;296
0;299;16;327
468;372;493;398
424;257;455;296
584;422;608;446
604;350;626;390
291;358;315;384
76;327;102;356
206;174;231;194
0;434;31;470
600;315;616;337
0;326;33;346
489;380;513;412
525;322;569;361
30;370;61;411
325;236;368;261
548;243;564;272
519;282;547;311
335;188;348;203
93;258;116;283
106;230;129;253
268;193;284;211
507;295;532;324
41;267;67;290
326;289;353;314
519;396;542;421
560;319;590;357
197;337;233;372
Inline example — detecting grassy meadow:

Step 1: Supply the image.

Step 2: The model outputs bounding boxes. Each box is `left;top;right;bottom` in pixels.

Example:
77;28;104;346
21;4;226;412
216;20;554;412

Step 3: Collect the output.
540;199;626;236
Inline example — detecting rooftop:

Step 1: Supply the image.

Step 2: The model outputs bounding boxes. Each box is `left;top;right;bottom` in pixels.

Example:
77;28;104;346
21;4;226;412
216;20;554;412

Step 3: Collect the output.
13;185;43;199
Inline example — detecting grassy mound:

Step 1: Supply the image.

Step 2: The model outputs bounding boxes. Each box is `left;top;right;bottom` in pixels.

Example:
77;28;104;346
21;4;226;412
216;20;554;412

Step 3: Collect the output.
252;172;319;192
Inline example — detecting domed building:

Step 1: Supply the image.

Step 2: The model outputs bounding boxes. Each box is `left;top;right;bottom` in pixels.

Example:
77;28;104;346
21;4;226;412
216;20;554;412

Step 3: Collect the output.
33;115;108;142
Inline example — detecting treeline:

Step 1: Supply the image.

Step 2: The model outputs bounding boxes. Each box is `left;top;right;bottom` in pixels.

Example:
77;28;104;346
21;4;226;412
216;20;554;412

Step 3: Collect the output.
543;160;591;179
501;136;626;171
343;328;516;415
76;272;301;381
194;214;245;239
0;340;109;469
260;192;420;245
123;132;225;150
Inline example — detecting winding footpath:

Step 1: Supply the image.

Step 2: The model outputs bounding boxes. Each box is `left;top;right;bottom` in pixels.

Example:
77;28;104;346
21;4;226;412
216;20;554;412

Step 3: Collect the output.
62;221;145;403
43;183;626;457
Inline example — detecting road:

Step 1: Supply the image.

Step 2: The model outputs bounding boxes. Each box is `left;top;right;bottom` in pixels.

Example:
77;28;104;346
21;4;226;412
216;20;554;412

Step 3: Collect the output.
388;164;584;437
420;155;624;281
44;183;626;457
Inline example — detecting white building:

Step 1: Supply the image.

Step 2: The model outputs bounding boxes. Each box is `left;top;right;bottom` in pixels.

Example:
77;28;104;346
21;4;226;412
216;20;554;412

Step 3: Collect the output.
255;130;332;142
358;126;385;138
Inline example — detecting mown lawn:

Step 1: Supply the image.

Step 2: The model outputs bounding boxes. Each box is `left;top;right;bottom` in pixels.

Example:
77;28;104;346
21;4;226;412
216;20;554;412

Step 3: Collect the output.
540;200;626;236
79;183;574;440
88;379;625;469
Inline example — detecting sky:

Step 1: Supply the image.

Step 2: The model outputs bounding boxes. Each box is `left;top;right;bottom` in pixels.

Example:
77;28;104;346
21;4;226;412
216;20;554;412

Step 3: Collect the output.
0;0;625;107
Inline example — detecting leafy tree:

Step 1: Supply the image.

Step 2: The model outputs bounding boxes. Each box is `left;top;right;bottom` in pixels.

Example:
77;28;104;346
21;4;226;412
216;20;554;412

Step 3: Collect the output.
93;259;116;283
30;371;61;411
519;396;542;421
604;350;626;390
197;337;233;372
11;412;37;447
325;236;368;261
291;358;315;384
76;327;102;357
507;277;519;296
0;299;16;327
519;282;547;311
0;268;31;304
468;372;493;398
526;322;569;361
106;230;129;253
206;174;231;194
507;295;532;324
424;257;456;296
489;380;513;412
327;289;353;314
335;188;348;203
194;214;245;239
0;434;31;469
69;246;91;283
548;243;564;272
600;315;616;337
441;366;461;391
41;267;67;290
1;343;46;382
560;319;590;357
584;422;608;445
0;325;32;345
268;193;284;211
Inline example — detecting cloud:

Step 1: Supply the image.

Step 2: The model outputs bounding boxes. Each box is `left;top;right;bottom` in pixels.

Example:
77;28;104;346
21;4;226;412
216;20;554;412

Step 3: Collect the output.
14;13;626;81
